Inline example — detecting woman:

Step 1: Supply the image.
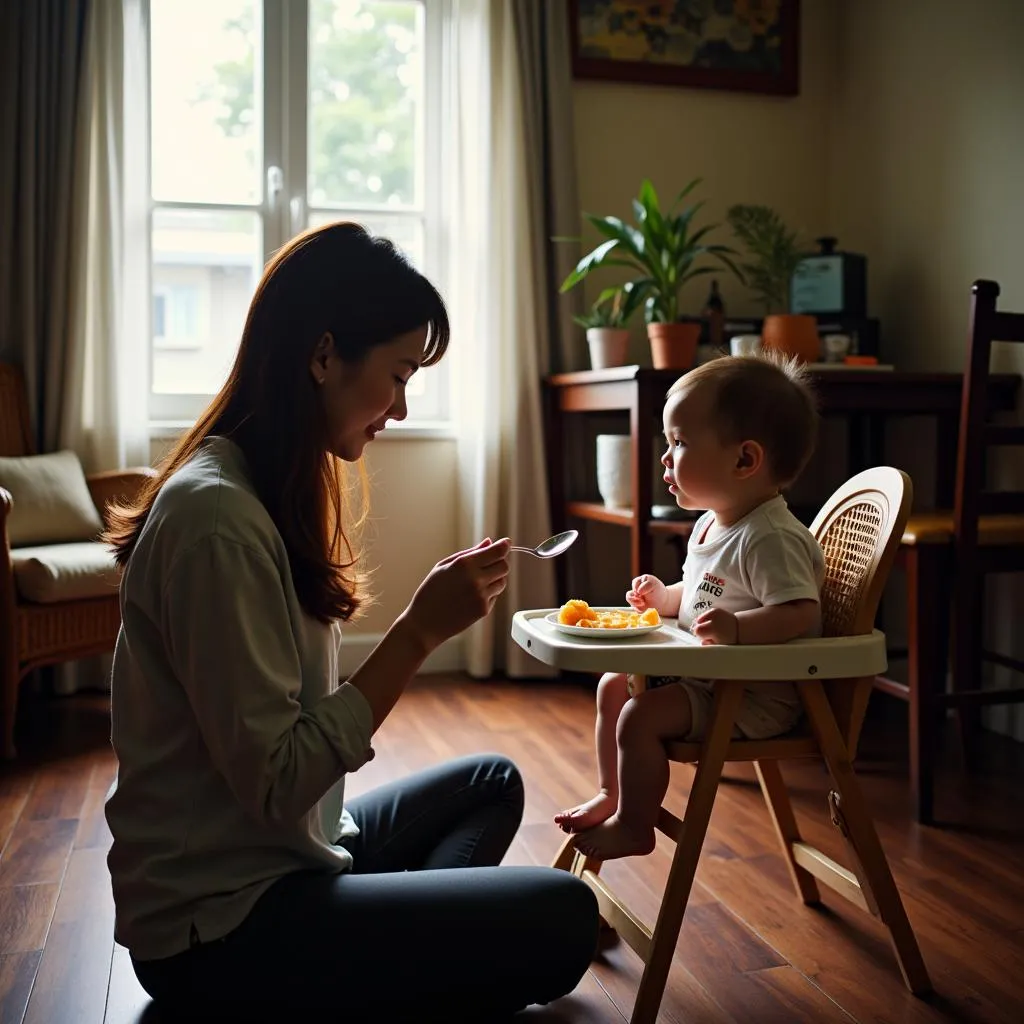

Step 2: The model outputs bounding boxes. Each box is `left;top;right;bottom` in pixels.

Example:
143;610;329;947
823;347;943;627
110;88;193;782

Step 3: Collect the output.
104;223;598;1021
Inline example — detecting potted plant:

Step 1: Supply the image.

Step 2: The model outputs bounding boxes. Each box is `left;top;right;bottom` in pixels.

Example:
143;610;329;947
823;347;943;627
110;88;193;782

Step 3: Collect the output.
574;284;645;369
726;203;820;363
560;179;741;370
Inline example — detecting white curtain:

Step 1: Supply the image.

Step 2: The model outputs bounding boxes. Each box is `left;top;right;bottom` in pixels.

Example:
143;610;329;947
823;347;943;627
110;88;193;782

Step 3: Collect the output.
445;0;559;678
57;0;150;695
62;0;150;472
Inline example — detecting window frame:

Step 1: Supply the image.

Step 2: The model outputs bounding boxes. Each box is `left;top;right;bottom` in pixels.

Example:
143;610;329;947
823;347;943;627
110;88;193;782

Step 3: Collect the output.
146;0;450;430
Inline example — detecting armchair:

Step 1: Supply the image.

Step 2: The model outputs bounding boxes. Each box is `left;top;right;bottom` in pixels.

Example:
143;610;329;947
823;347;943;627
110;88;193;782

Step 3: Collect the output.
0;363;155;757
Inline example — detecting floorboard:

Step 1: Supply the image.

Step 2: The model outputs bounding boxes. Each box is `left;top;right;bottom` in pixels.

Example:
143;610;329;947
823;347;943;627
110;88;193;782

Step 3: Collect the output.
0;678;1021;1023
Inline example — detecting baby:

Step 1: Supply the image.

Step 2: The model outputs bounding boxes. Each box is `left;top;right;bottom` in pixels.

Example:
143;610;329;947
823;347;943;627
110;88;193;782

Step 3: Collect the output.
555;353;824;861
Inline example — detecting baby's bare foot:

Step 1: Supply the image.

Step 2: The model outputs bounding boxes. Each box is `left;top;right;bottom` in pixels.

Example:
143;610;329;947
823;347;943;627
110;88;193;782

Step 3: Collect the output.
553;792;617;833
573;815;656;861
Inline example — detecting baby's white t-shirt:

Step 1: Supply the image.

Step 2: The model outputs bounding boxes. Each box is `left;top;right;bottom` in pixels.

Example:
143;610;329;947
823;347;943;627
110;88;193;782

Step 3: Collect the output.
679;494;825;634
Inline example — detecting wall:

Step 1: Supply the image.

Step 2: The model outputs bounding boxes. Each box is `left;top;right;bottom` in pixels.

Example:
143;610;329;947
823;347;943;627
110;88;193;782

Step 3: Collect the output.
828;0;1024;371
347;436;460;670
828;0;1024;738
572;0;840;345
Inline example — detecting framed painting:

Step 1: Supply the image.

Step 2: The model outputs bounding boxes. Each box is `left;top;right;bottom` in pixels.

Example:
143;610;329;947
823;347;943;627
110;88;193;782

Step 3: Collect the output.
568;0;800;96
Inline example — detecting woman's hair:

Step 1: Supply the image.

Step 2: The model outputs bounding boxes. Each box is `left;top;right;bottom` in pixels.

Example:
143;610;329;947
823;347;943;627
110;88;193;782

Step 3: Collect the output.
105;222;450;623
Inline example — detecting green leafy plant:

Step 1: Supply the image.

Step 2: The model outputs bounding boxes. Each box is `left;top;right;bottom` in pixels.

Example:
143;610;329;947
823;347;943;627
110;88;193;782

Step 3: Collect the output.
559;179;742;325
726;204;805;314
572;284;645;330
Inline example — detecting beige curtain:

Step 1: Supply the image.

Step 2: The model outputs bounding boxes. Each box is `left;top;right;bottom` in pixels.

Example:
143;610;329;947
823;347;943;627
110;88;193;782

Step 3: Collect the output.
510;0;584;374
63;0;151;473
0;0;94;452
1;1;147;695
447;0;582;677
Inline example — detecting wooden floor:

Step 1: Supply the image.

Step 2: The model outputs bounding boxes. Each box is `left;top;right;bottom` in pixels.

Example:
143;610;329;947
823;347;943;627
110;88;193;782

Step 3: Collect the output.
1;675;1023;1024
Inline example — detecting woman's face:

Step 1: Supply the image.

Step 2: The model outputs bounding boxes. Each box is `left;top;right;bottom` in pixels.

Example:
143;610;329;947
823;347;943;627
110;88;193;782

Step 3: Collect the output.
312;326;427;461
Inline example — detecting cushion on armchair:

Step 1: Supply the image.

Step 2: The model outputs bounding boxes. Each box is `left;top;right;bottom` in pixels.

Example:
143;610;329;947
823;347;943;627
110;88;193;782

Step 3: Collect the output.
10;542;120;603
0;450;105;546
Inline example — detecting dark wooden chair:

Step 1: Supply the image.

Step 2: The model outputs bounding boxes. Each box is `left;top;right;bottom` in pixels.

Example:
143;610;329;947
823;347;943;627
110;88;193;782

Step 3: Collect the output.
875;280;1024;823
0;363;155;757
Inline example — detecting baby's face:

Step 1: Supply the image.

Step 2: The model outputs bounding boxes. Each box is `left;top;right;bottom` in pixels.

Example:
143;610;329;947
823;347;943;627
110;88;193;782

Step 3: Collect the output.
660;385;744;512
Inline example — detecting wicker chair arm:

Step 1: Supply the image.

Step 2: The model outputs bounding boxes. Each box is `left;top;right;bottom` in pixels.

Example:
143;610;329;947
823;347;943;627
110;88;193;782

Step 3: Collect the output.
0;486;13;584
87;467;158;526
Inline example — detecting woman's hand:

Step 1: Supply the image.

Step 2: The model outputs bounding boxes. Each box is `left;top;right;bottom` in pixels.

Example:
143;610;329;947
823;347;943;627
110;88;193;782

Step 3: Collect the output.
626;574;668;614
403;538;511;652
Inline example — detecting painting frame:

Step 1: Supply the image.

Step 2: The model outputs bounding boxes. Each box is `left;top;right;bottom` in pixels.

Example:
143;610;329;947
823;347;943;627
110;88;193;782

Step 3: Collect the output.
567;0;801;97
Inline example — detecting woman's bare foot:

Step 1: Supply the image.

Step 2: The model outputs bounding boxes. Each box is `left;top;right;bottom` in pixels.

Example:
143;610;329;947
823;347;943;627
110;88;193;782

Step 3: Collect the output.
573;815;656;861
553;792;617;833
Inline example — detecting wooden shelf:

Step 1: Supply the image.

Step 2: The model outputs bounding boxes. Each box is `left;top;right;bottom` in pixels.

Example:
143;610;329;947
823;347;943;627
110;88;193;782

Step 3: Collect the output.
567;501;698;539
566;501;631;526
648;518;699;538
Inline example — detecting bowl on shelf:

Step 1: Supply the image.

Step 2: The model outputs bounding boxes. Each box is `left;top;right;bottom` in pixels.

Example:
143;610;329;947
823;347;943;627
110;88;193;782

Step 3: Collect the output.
651;504;691;520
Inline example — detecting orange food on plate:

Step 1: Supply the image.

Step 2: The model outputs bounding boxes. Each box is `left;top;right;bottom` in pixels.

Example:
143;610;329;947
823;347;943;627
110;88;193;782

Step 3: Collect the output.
557;599;591;626
557;600;660;630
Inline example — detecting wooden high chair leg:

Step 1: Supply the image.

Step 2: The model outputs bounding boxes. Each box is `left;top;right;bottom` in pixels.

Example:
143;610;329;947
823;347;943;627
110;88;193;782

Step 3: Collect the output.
754;760;821;906
552;834;614;931
551;833;602;879
631;680;743;1024
551;833;578;872
801;681;932;996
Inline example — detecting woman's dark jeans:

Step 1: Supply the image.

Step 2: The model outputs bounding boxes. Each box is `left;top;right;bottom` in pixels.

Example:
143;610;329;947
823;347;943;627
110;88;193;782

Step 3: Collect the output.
132;754;599;1022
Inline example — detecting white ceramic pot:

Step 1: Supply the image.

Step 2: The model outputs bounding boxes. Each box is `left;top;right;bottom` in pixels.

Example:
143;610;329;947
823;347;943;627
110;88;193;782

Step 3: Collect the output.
586;328;630;370
730;334;762;357
596;434;632;509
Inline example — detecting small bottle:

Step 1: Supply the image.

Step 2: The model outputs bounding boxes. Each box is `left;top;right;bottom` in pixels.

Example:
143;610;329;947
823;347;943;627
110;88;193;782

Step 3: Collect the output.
703;280;725;350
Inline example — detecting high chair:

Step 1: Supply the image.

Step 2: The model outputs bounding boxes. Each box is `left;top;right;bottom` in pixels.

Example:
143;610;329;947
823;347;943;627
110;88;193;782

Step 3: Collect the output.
511;467;930;1024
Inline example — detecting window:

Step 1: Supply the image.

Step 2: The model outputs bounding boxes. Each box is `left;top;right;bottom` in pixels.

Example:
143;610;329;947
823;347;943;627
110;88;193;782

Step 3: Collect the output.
152;293;166;339
154;284;202;347
147;0;445;424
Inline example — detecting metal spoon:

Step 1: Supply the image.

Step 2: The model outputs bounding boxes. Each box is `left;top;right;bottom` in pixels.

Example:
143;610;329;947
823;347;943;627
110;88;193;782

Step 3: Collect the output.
509;530;579;559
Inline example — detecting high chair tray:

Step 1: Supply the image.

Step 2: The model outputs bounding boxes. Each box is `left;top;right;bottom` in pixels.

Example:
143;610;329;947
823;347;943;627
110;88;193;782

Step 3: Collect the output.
511;609;887;681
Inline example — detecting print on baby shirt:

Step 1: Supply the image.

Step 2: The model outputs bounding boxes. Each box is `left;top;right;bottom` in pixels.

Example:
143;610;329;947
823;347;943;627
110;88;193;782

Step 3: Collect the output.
677;495;825;634
691;571;727;616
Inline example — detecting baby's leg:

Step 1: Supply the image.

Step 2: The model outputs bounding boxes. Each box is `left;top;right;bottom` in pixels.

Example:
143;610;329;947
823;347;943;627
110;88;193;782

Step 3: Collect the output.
573;684;693;861
554;672;630;832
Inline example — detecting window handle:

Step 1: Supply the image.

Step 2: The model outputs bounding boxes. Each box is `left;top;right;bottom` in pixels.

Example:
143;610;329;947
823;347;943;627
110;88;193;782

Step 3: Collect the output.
289;196;306;236
267;166;284;212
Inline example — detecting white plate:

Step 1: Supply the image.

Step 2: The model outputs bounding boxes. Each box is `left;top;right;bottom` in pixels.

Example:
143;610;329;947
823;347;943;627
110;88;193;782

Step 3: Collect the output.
545;609;663;639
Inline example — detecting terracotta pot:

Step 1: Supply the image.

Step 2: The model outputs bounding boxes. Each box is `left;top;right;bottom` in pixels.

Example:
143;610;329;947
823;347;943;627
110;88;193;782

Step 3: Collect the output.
586;327;630;370
761;314;821;363
647;322;701;370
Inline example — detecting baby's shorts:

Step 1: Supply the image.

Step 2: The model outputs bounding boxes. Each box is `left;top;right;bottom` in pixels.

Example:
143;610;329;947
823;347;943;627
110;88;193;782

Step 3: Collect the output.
628;675;802;741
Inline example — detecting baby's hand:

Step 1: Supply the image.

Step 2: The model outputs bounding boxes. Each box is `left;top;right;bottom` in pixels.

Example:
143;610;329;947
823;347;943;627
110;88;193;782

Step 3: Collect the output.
691;608;739;645
626;574;667;614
